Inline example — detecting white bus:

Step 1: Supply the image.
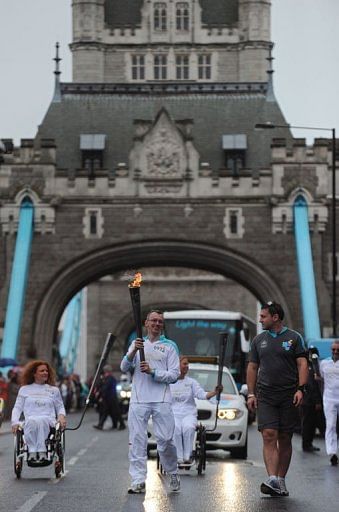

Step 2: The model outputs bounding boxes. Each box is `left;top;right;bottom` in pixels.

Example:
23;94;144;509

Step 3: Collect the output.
163;310;257;386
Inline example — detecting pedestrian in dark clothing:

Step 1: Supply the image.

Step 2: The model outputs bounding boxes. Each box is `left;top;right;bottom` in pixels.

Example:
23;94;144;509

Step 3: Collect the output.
93;365;126;430
301;348;322;452
246;301;308;498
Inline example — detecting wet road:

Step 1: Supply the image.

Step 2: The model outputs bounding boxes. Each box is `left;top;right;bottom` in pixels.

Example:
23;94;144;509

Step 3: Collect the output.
0;410;337;512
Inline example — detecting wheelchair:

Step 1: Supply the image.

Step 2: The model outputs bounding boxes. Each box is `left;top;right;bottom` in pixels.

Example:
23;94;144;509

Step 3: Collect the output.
156;422;207;476
14;422;65;479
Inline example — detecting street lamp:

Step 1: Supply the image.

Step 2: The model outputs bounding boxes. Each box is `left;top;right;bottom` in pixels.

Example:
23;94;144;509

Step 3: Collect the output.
255;122;337;337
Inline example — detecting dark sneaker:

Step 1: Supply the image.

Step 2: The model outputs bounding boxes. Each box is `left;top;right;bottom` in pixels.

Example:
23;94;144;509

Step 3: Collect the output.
169;473;180;492
260;478;281;496
278;479;289;496
330;454;338;466
118;424;126;430
128;483;146;494
93;425;103;430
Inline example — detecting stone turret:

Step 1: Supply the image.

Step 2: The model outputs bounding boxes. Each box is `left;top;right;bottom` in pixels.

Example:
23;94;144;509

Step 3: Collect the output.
70;0;272;84
71;0;106;81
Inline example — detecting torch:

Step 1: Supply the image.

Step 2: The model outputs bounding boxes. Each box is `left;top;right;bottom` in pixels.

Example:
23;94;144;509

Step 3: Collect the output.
128;272;145;362
207;332;228;432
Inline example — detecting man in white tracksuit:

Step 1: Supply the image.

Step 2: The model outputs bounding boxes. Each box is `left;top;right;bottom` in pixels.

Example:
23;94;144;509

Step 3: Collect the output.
121;309;180;494
319;340;339;466
171;356;221;464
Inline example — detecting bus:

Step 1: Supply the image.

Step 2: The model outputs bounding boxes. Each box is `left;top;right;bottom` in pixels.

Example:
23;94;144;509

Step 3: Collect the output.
163;310;257;386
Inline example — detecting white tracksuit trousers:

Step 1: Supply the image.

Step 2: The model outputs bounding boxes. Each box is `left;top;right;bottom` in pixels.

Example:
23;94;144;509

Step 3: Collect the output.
128;402;177;485
323;399;339;455
173;414;197;461
24;416;54;453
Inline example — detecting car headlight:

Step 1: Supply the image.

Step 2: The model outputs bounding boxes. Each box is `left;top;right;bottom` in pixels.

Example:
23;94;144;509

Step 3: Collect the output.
120;390;127;398
127;391;131;398
218;408;243;420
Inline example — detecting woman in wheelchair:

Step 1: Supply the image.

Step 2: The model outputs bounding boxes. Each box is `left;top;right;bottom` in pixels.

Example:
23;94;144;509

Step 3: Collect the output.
11;360;66;462
170;356;222;465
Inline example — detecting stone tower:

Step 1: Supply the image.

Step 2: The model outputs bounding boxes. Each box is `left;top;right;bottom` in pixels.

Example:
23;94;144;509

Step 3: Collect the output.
71;0;272;83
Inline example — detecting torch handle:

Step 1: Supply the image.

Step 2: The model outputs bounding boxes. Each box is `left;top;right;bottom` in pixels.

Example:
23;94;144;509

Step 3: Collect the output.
217;332;228;401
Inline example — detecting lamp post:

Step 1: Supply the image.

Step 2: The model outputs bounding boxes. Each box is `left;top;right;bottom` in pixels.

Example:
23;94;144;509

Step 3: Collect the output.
255;122;337;337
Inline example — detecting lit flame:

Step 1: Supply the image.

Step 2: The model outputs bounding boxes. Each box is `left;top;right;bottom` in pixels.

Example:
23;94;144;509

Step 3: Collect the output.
128;272;142;288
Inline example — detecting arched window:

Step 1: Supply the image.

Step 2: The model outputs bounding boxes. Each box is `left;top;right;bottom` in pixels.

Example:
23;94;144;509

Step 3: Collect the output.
154;2;167;31
176;2;189;31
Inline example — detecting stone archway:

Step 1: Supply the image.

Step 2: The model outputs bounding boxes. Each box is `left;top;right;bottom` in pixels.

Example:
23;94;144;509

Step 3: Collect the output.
33;240;291;359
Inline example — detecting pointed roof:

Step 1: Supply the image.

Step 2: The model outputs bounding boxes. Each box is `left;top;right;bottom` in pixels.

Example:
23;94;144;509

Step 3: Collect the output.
36;82;291;173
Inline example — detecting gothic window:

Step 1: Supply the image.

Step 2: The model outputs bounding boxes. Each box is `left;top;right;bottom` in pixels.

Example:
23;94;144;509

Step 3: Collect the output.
198;54;211;80
131;55;145;80
154;55;167;79
154;3;167;31
176;55;190;80
176;2;189;31
83;208;104;239
224;208;245;239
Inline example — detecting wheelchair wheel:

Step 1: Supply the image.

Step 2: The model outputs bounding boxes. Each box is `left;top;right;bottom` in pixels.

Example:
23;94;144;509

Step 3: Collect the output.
196;425;206;476
14;430;23;479
55;430;65;478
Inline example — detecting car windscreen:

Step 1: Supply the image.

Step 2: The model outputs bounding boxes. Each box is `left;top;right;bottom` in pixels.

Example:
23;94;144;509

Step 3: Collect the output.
164;318;238;357
188;369;237;395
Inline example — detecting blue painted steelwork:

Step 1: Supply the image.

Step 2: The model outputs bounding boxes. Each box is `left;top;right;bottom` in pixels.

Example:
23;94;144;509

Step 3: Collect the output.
293;195;321;341
1;197;34;360
59;292;82;374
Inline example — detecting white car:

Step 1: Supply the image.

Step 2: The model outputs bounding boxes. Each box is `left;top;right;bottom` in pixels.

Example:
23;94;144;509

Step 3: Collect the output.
147;363;248;459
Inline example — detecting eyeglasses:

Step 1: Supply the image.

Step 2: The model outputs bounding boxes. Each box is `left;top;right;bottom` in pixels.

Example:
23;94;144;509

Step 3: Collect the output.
149;320;164;325
331;349;339;353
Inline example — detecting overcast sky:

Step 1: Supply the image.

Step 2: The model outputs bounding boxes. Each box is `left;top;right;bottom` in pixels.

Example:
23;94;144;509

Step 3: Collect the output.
0;0;338;144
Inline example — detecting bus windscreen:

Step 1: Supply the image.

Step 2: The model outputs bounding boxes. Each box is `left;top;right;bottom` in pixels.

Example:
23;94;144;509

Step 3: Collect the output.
164;318;238;357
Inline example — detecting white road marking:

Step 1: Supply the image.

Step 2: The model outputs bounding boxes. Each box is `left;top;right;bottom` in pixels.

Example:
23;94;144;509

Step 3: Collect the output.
16;491;47;512
68;456;78;466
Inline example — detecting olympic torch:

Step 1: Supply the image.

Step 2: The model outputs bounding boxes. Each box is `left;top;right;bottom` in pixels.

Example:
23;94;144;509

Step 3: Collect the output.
128;272;145;362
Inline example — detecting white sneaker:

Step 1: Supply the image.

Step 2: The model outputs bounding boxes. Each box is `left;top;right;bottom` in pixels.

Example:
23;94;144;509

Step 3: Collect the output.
260;477;281;496
169;473;180;492
278;478;289;496
128;482;146;494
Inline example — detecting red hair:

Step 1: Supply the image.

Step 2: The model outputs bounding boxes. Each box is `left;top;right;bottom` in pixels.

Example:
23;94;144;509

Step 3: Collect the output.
20;360;56;386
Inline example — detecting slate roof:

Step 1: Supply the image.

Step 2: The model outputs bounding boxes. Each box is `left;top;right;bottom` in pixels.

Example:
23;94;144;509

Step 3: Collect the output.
36;83;290;174
104;0;239;29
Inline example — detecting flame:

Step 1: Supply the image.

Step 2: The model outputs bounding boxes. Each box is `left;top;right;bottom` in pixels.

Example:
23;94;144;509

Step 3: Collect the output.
128;272;142;288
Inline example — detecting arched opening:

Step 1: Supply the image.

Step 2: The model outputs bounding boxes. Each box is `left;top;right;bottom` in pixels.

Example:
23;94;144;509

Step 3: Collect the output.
32;241;291;371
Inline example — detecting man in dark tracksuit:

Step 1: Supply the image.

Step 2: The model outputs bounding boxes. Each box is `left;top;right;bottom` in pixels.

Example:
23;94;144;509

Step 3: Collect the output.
94;365;126;430
247;302;308;497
